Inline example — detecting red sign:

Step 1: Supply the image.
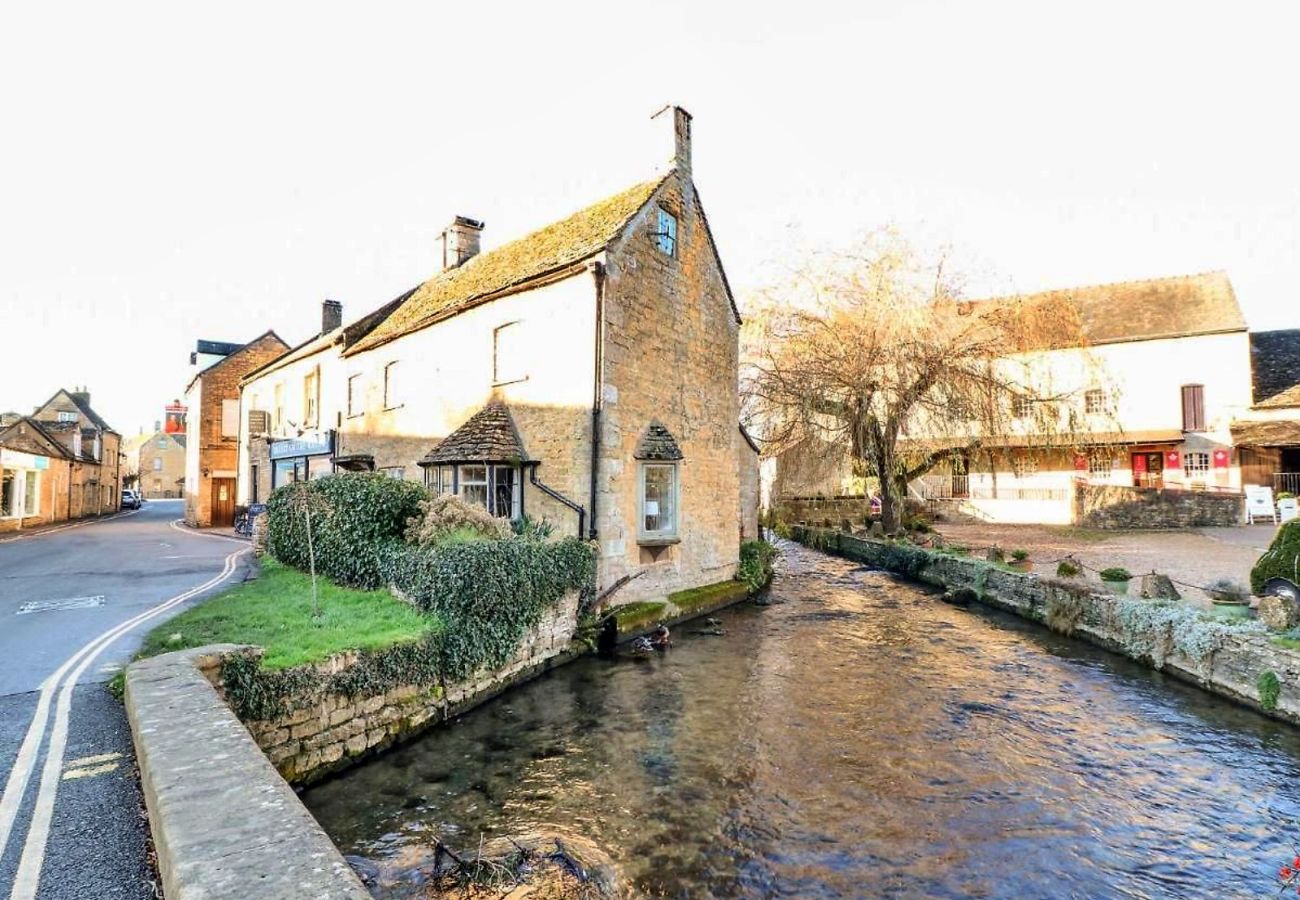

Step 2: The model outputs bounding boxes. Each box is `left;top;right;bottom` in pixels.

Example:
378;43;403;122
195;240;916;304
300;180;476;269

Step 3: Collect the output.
1133;455;1147;474
1165;451;1181;469
1073;454;1088;471
1213;448;1230;469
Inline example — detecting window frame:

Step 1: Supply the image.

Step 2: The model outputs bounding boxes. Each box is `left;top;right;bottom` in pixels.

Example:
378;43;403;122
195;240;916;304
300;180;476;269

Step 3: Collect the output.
1011;395;1034;419
492;321;527;386
458;464;489;509
383;361;401;410
1181;384;1206;432
347;373;363;418
1087;453;1114;479
23;470;38;516
655;207;678;257
638;461;680;544
1011;453;1038;480
303;368;320;428
1184;451;1211;478
1084;388;1105;415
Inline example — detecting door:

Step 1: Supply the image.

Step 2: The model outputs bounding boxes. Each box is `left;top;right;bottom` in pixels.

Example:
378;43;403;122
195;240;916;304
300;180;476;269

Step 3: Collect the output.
211;478;236;527
950;454;969;498
1132;452;1164;489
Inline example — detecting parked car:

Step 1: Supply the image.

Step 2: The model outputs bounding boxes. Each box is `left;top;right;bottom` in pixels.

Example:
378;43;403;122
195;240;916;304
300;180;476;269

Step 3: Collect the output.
121;489;141;510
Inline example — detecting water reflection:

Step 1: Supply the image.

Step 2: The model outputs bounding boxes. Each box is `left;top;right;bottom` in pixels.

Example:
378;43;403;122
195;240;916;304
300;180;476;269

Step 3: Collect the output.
305;541;1300;897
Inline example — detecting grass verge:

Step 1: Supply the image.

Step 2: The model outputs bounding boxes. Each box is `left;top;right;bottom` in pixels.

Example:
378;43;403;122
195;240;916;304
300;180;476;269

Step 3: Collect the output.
132;557;438;671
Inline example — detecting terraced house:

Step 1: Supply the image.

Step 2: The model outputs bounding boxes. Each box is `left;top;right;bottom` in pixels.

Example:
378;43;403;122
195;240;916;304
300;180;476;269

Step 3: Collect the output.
238;107;760;603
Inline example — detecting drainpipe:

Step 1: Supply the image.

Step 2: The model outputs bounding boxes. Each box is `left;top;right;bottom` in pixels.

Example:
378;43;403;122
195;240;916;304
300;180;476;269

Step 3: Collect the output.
588;261;606;542
529;465;585;539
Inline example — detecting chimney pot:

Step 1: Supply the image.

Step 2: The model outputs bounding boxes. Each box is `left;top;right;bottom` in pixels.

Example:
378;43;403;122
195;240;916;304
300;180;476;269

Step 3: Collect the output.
322;299;343;334
439;216;485;272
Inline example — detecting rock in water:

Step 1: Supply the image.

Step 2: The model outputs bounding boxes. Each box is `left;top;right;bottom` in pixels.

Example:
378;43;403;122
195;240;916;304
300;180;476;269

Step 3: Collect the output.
1140;573;1181;601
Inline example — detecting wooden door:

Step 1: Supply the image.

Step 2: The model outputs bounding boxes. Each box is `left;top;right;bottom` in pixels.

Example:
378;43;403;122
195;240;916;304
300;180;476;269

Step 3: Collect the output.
211;478;236;527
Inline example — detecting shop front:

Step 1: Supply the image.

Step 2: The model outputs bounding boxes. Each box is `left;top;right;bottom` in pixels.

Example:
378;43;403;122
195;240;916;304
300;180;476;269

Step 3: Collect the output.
0;448;50;530
269;431;335;489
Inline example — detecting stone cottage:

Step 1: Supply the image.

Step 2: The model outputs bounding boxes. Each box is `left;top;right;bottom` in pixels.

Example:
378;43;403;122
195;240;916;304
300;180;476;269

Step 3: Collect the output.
237;107;757;604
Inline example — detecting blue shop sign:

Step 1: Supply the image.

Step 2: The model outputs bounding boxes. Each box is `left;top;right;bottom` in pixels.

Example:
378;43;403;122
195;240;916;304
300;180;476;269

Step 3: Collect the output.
269;432;333;460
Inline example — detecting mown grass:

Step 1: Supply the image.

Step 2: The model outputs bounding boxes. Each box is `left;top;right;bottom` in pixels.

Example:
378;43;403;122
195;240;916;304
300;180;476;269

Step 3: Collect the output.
133;558;438;670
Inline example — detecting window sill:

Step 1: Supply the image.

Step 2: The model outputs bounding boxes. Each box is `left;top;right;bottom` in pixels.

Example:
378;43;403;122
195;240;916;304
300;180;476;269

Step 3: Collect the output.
637;536;681;547
492;376;529;388
346;413;364;420
383;404;404;412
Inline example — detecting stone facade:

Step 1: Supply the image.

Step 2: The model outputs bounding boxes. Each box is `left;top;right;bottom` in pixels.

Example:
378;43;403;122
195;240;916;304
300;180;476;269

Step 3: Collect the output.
1074;482;1244;529
184;332;288;526
774;494;876;528
135;431;186;498
236;590;580;785
794;527;1300;724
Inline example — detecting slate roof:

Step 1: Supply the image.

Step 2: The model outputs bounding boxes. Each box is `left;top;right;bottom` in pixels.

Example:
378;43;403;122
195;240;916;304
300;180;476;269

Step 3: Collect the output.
32;388;116;433
1251;329;1300;408
419;403;531;466
1231;419;1300;448
348;176;671;356
634;422;684;460
971;271;1245;347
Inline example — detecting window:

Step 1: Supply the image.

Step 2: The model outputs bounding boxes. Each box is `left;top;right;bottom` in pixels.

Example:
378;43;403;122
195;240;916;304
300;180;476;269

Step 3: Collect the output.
458;464;488;507
157;436;168;448
274;383;285;428
153;457;163;471
347;374;362;416
379;466;405;481
655;208;677;256
1085;389;1105;414
493;322;525;385
251;464;259;503
57;411;77;423
0;470;13;517
1181;384;1205;432
1012;454;1038;479
1012;395;1034;418
639;462;679;541
1185;451;1210;478
492;465;520;519
304;369;319;427
221;399;240;438
427;465;453;494
1088;453;1114;478
384;361;401;409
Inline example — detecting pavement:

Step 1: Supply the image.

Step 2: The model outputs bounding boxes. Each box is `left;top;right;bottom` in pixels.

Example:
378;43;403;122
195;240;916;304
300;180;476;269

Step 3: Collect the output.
0;500;251;899
933;521;1282;606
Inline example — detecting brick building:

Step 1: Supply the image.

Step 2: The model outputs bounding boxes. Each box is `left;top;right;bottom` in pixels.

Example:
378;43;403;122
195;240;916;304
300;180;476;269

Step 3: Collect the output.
238;107;758;605
183;332;288;526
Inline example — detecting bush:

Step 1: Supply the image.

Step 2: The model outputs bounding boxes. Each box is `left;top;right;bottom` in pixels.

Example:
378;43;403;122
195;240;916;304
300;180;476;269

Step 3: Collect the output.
1258;669;1281;711
1011;549;1029;561
267;474;429;589
737;540;776;593
384;536;596;681
1099;567;1132;582
1251;520;1300;596
1056;559;1082;578
405;493;511;547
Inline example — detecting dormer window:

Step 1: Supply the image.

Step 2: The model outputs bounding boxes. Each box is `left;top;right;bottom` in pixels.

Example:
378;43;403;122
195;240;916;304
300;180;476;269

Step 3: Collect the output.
655;208;677;257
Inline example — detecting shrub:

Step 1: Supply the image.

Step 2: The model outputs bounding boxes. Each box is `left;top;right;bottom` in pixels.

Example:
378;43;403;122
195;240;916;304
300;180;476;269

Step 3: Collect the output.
404;493;511;547
267;474;429;589
1206;578;1249;604
737;540;776;593
1011;549;1030;561
384;536;596;681
512;514;555;541
1056;559;1082;578
1251;520;1300;596
1099;567;1132;582
1258;670;1281;711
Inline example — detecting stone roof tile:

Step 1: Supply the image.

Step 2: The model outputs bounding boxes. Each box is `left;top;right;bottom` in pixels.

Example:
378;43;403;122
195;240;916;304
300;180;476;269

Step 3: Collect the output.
420;403;530;466
634;422;683;461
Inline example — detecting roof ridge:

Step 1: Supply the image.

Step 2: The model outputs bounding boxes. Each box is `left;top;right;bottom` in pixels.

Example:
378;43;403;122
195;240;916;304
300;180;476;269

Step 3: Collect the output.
972;269;1230;303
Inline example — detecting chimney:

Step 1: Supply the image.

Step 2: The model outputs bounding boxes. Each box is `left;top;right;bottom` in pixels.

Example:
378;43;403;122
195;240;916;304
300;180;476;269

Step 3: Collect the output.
439;217;485;271
652;105;692;177
70;388;91;408
322;299;343;334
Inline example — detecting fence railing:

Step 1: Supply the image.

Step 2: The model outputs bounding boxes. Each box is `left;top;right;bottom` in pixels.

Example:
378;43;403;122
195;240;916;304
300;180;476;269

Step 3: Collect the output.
1276;472;1300;496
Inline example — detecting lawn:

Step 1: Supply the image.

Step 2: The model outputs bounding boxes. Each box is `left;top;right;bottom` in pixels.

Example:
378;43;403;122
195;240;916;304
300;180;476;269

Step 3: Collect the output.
134;558;439;670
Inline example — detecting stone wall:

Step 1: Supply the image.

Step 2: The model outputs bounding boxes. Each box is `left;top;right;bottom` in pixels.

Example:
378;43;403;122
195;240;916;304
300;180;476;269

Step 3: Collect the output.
791;527;1300;724
234;590;581;785
775;495;875;528
1074;482;1244;529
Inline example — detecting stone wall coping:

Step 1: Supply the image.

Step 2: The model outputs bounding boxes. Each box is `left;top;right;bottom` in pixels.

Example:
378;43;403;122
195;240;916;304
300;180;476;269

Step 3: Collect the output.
125;644;369;900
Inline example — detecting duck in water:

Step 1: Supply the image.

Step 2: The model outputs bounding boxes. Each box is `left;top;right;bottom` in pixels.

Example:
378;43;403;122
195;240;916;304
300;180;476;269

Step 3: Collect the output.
651;624;672;649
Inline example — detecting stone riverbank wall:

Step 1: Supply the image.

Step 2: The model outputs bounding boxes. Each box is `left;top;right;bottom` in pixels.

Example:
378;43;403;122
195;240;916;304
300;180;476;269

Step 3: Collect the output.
1073;483;1245;529
238;589;581;786
790;526;1300;724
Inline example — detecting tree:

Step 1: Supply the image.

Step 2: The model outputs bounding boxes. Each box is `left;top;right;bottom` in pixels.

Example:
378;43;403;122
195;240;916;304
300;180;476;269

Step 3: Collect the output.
744;231;1090;533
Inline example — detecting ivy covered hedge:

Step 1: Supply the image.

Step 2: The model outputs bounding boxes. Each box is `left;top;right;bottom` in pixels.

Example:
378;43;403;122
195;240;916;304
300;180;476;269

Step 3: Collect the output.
737;539;776;593
267;474;427;589
1251;520;1300;596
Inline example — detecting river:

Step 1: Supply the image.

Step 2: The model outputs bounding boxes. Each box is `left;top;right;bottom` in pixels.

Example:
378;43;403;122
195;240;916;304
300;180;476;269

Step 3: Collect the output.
304;541;1300;897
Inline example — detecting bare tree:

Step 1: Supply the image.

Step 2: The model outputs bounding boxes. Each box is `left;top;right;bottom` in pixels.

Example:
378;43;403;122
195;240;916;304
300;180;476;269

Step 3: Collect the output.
744;230;1090;533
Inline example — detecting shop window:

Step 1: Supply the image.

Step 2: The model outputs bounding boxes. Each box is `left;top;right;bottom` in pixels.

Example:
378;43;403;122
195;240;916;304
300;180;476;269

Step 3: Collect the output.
1185;451;1210;478
654;208;677;257
1;470;14;517
639;462;679;541
1085;389;1106;414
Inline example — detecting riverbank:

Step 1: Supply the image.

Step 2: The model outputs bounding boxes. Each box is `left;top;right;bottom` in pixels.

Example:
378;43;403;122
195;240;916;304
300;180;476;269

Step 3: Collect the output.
790;525;1300;724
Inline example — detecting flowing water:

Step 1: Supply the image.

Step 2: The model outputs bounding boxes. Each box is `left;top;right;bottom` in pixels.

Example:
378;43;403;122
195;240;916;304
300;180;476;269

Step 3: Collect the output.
304;542;1300;898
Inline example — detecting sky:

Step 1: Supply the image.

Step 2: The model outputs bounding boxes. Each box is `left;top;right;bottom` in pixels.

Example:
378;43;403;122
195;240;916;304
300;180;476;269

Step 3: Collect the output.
2;0;1298;436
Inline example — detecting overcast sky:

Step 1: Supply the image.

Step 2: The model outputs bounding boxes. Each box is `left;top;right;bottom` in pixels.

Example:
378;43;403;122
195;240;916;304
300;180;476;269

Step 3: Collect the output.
2;0;1297;435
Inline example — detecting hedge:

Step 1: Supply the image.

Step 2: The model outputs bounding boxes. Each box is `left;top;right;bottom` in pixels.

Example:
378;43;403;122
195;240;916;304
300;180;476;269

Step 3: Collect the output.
1251;520;1300;596
266;474;428;589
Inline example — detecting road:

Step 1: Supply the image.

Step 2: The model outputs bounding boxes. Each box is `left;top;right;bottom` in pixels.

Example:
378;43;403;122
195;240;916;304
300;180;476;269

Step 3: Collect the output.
0;501;250;899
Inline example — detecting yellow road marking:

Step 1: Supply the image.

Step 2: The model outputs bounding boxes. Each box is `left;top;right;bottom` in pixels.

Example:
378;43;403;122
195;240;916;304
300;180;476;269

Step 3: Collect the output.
62;763;118;781
64;752;122;769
